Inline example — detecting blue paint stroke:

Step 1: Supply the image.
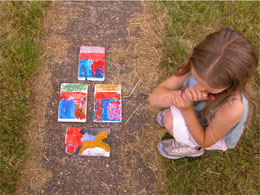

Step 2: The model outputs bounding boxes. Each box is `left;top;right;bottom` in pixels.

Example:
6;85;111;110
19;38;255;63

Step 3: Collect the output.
78;59;93;80
95;68;104;78
101;99;110;121
94;99;121;122
79;59;104;80
81;133;96;142
59;99;76;119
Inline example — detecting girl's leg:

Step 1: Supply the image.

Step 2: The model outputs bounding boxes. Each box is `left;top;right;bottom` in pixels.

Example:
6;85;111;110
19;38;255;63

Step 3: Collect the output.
158;106;205;159
163;110;174;137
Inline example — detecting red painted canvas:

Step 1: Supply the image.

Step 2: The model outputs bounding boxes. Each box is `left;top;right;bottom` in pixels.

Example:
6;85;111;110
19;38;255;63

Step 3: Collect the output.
78;46;105;81
58;83;88;122
94;84;121;122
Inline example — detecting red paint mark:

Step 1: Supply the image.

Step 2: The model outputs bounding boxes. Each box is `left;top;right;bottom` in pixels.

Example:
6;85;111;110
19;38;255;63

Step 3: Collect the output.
60;92;87;100
91;60;105;75
208;94;215;100
67;146;75;154
110;101;120;105
66;127;83;154
74;108;86;119
79;53;104;60
95;100;102;119
95;92;120;100
67;127;82;136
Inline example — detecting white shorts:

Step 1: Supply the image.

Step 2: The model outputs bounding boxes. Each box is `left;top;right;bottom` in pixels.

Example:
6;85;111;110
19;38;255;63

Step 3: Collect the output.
170;105;228;151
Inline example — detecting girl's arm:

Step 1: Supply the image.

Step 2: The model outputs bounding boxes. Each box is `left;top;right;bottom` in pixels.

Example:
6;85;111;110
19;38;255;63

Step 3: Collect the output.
149;72;191;107
174;91;244;148
186;99;244;148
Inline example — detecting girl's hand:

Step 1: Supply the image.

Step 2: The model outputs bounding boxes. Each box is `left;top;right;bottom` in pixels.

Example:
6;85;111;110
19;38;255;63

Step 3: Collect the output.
184;86;208;101
171;90;193;111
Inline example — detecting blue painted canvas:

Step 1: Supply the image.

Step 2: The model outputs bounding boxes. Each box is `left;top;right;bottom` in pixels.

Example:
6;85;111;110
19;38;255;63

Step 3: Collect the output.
58;83;88;122
78;46;105;81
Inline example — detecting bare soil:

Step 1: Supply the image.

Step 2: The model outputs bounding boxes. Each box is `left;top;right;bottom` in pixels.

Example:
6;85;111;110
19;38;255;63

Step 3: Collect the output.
31;2;160;194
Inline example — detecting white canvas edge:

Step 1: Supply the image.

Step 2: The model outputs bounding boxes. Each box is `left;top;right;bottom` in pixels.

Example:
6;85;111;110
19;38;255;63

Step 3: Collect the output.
58;119;86;122
87;77;105;81
77;77;86;81
94;120;122;123
78;74;105;82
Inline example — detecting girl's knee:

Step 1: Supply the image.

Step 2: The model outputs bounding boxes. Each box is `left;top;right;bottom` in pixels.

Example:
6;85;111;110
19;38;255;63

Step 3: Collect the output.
163;111;174;136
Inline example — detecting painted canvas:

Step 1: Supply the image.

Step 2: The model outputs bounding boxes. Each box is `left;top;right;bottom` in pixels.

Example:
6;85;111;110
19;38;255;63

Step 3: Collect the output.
78;46;105;81
65;127;110;157
94;84;122;122
58;83;88;122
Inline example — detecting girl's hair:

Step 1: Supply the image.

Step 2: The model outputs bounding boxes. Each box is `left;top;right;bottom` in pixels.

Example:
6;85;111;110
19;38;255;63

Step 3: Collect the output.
176;28;258;120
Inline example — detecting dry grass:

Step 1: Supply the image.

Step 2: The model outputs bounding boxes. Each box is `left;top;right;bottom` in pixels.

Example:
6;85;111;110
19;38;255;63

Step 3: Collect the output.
110;2;168;94
15;2;73;193
15;63;53;194
109;2;170;193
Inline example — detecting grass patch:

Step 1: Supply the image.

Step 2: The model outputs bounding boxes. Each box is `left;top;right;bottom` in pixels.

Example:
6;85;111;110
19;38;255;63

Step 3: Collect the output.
153;1;260;194
0;2;48;194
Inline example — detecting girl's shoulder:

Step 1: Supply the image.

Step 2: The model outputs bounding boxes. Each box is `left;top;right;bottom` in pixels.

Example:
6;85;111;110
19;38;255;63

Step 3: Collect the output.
215;92;244;122
206;92;245;145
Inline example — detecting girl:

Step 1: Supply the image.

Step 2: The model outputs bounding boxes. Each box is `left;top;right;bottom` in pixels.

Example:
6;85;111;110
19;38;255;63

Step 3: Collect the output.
149;28;258;159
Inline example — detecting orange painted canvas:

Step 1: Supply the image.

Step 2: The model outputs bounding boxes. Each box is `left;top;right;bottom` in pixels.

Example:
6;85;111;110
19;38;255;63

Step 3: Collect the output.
94;84;121;122
65;127;110;157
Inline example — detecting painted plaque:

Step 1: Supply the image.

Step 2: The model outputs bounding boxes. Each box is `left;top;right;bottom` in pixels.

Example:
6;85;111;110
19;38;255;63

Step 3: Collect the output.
78;46;105;81
65;127;110;157
58;83;88;122
94;84;122;122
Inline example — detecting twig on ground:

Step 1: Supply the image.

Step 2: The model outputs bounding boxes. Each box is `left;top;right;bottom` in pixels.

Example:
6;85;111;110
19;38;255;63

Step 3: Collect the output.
122;79;142;99
44;155;49;162
124;104;143;126
30;180;36;193
207;168;220;175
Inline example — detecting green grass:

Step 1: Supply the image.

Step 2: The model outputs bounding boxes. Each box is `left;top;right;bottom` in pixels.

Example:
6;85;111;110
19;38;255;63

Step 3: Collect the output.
152;2;260;194
0;2;48;194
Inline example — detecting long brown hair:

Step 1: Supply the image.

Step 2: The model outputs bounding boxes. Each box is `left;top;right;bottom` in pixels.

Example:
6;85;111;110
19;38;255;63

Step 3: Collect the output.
175;28;258;120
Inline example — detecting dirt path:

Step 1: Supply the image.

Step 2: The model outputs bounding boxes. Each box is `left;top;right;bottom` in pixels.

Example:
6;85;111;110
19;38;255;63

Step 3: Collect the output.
35;2;159;194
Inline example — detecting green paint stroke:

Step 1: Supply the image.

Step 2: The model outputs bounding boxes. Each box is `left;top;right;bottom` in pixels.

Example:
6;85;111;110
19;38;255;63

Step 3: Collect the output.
62;83;87;92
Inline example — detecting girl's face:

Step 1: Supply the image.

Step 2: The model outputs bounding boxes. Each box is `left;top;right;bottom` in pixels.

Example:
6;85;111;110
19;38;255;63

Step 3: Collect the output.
191;67;227;94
